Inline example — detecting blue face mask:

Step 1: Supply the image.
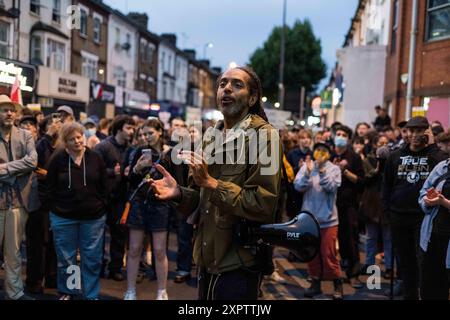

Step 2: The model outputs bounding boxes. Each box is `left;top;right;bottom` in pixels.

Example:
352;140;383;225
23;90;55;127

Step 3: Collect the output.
85;128;97;139
334;136;348;148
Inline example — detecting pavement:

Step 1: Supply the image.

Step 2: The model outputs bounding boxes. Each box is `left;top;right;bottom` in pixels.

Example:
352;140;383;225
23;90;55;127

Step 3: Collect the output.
0;231;398;300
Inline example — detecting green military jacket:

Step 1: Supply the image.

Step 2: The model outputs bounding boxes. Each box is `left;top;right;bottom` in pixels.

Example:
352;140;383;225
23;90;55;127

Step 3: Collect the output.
176;113;282;274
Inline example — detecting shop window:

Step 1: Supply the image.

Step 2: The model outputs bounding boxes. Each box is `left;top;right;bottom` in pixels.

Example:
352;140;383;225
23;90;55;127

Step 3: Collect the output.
426;0;450;41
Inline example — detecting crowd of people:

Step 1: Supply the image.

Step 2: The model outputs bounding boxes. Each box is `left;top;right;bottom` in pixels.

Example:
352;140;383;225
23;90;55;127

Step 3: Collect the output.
281;111;450;300
0;68;449;301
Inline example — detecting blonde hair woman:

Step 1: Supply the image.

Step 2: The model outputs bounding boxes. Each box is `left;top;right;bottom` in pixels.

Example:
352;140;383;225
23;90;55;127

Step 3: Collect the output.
46;122;108;300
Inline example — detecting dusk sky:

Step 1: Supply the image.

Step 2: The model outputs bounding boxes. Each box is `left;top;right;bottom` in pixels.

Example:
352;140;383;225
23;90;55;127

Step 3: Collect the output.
105;0;359;89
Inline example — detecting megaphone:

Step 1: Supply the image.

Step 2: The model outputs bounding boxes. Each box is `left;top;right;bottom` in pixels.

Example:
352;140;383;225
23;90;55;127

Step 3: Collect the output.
236;211;321;263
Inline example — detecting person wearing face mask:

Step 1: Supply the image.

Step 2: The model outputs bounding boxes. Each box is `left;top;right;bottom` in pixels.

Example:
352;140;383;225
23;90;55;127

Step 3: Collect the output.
294;143;343;299
382;116;448;300
82;118;100;149
331;125;365;288
94;115;136;282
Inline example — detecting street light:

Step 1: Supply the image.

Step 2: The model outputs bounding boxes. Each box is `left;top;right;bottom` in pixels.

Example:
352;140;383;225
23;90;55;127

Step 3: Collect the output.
228;61;238;69
274;102;281;108
203;43;214;59
278;0;287;110
262;96;268;103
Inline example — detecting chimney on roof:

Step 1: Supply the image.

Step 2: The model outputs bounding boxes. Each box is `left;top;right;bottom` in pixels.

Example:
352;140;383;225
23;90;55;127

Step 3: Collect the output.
127;12;149;29
160;33;177;47
183;49;196;61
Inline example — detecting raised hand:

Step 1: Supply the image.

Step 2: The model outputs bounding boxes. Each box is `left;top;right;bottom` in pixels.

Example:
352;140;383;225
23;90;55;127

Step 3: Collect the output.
149;164;180;201
178;151;218;189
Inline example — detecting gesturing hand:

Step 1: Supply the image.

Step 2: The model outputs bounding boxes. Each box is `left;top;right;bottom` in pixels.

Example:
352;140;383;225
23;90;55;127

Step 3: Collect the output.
149;164;180;201
178;151;218;189
305;155;314;174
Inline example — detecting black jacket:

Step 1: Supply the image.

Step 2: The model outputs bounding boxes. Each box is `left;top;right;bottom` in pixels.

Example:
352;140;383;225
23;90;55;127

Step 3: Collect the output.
381;143;448;226
46;148;107;220
94;136;128;200
331;147;365;208
36;134;55;201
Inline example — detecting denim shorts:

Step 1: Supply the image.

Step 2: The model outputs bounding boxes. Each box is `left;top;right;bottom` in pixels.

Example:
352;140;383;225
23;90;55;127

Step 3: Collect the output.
127;198;170;232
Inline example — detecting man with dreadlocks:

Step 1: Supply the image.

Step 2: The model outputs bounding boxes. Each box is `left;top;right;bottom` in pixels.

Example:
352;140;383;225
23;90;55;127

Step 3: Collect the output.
149;66;282;300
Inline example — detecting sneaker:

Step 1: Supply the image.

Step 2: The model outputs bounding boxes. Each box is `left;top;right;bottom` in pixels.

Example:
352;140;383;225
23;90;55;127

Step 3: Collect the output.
11;294;36;301
156;289;168;300
109;272;125;282
303;279;322;298
58;294;73;300
174;271;191;283
124;289;137;300
384;280;403;297
332;279;344;300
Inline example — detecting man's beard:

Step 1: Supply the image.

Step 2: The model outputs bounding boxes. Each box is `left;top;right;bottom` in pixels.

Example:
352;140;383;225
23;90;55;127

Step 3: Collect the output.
221;103;246;119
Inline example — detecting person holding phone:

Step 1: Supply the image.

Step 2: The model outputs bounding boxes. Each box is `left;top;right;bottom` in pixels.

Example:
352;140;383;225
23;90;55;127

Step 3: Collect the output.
382;116;448;300
124;118;173;300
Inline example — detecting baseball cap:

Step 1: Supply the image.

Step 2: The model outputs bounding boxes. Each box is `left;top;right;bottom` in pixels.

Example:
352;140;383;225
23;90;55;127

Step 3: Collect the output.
405;116;429;129
81;117;96;127
19;115;37;126
57;105;74;117
313;142;331;153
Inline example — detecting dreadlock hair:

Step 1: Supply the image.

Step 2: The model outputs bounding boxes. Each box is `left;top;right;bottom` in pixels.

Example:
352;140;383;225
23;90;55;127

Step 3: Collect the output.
215;65;269;123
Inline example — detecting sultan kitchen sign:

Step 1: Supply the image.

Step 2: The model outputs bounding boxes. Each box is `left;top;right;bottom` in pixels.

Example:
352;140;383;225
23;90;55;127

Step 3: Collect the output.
37;66;89;103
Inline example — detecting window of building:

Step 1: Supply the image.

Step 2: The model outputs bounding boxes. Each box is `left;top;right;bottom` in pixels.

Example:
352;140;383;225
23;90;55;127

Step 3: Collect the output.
93;17;101;43
115;27;120;46
390;0;399;53
147;46;154;64
30;35;42;63
82;56;98;81
30;0;40;15
52;0;61;24
0;21;9;59
115;67;126;88
80;8;88;37
140;41;147;62
426;0;450;41
46;38;65;71
168;55;172;73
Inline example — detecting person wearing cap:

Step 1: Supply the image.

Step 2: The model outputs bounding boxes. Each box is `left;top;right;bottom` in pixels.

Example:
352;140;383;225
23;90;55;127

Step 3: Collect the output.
294;142;343;299
19;115;38;141
0;95;38;300
82;118;100;149
382;116;448;300
57;105;74;124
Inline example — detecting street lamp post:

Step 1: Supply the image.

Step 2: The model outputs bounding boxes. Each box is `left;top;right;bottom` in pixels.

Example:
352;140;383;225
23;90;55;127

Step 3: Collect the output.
278;0;287;110
203;43;214;59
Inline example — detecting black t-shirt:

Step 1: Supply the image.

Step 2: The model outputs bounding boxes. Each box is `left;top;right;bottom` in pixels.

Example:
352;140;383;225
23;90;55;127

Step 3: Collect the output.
433;177;450;236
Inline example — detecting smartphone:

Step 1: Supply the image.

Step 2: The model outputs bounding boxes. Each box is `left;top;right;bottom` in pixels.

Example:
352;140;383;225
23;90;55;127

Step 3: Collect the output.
51;113;61;124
